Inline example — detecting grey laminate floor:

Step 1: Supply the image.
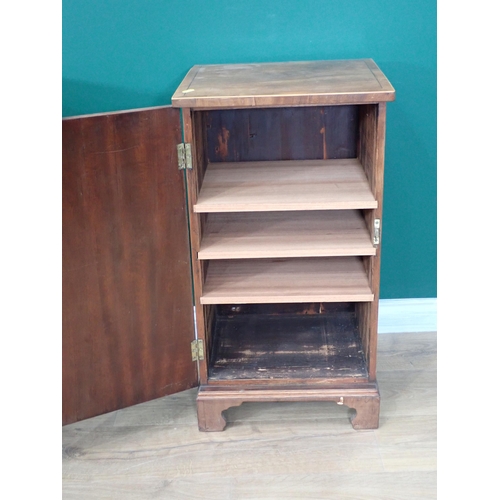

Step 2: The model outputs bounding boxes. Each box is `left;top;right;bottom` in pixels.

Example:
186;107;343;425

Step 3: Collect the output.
62;332;436;499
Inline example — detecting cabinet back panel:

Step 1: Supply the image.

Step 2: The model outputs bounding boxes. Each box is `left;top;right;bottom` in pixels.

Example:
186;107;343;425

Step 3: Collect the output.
202;106;358;162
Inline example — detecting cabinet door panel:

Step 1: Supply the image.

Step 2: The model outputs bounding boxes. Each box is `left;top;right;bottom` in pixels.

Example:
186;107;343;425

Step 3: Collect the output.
62;107;196;425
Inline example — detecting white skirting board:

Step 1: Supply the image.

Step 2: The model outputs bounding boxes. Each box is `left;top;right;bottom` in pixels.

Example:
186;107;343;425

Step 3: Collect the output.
377;298;437;333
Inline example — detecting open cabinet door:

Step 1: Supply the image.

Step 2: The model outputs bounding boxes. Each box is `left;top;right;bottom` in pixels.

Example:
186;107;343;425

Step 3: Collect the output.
62;106;197;425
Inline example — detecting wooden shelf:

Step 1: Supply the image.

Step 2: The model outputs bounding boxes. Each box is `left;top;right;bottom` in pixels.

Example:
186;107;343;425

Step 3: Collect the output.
194;159;377;213
201;257;373;305
199;210;375;260
209;304;368;381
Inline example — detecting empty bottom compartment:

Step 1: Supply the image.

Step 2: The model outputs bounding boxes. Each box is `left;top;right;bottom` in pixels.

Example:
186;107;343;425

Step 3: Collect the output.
208;303;368;381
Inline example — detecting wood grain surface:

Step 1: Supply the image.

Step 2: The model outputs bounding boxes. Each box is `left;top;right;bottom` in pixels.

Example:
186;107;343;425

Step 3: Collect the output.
208;305;367;381
62;107;197;425
62;332;436;499
194;159;377;213
199;211;375;259
172;59;395;108
202;106;358;162
201;257;373;304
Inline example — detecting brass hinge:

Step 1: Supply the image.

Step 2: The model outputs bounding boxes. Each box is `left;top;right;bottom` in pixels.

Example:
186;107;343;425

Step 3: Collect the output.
373;218;381;245
177;143;192;170
191;339;204;361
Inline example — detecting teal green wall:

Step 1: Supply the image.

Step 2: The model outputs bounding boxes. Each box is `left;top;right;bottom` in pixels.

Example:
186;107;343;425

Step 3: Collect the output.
63;0;436;300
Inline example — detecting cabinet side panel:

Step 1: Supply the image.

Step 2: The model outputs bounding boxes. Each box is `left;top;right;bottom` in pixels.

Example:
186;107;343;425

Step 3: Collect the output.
204;304;216;363
358;103;387;379
359;105;376;191
368;103;387;379
184;108;209;383
62;107;197;425
355;302;370;364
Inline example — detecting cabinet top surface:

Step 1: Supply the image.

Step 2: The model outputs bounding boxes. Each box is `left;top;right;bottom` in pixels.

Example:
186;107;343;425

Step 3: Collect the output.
171;59;395;109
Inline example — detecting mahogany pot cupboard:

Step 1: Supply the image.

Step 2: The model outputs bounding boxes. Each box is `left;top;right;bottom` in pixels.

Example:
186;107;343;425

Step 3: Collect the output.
62;59;395;430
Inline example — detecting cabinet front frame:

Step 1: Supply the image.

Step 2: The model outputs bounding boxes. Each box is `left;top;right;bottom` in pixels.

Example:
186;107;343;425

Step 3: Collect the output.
181;103;387;386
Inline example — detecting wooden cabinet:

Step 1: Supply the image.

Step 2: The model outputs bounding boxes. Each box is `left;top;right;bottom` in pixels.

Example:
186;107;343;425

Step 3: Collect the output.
62;59;395;430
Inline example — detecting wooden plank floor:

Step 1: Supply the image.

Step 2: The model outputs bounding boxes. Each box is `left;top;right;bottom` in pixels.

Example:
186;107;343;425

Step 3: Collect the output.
62;332;436;499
